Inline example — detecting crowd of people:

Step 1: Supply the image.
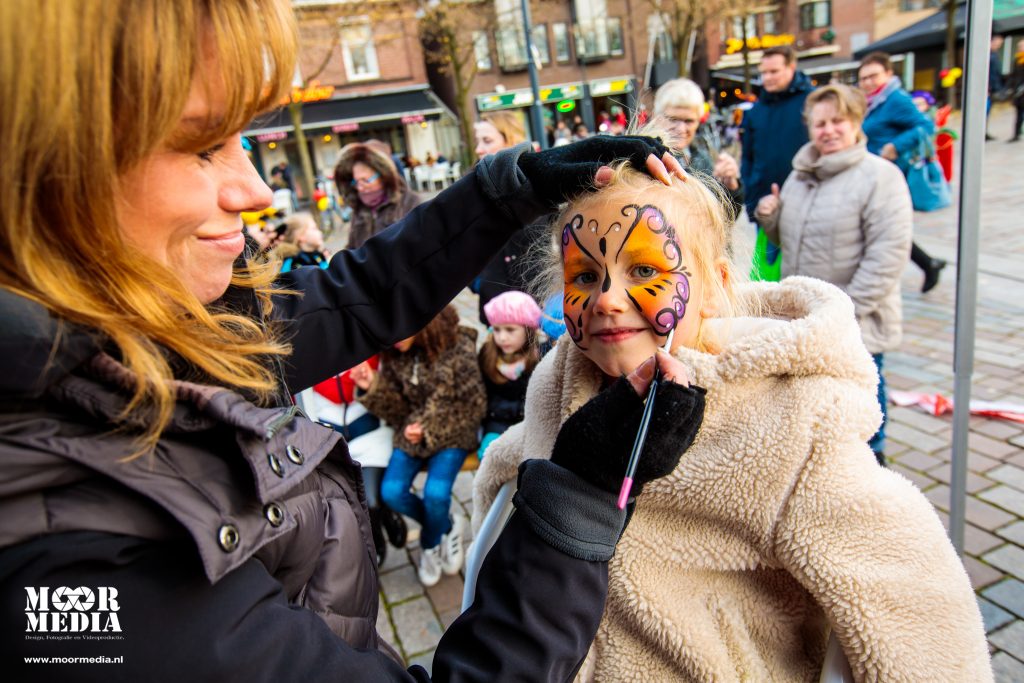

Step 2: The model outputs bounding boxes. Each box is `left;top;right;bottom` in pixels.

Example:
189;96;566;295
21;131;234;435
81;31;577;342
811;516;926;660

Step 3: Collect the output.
0;0;998;680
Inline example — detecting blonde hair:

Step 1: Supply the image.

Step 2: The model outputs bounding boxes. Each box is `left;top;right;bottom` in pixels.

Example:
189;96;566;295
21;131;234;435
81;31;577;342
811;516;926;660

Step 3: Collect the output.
0;0;297;456
804;84;868;129
480;111;527;147
536;165;749;354
653;78;706;114
273;212;317;260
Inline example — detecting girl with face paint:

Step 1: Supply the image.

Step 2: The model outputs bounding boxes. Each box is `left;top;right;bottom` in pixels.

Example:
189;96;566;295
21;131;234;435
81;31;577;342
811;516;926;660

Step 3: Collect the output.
474;161;991;680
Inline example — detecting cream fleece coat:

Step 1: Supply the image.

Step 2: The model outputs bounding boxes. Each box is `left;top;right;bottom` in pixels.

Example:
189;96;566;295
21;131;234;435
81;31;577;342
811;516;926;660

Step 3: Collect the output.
473;277;991;682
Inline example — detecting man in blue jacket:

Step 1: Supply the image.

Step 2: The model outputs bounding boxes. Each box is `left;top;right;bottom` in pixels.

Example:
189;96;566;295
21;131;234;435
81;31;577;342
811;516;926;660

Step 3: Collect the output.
740;46;813;280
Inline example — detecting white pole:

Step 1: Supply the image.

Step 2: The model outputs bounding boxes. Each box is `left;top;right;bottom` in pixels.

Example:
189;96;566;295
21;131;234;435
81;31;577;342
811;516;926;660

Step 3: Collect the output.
948;0;993;554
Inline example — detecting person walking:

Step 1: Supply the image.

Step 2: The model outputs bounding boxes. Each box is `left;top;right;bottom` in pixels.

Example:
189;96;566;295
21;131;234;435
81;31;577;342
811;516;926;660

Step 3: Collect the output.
755;84;912;465
990;34;1007;140
740;45;813;281
1009;38;1024;142
0;0;693;679
858;51;946;292
334;141;421;251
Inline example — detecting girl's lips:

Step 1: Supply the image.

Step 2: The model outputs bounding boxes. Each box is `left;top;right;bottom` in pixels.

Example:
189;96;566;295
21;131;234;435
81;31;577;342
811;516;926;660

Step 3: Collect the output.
591;328;643;343
198;231;246;256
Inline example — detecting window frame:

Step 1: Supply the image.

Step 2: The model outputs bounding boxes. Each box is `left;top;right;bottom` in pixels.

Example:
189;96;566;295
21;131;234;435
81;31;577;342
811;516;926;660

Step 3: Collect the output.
607;17;624;57
799;0;831;30
531;23;550;65
339;18;380;82
473;29;493;71
552;22;572;62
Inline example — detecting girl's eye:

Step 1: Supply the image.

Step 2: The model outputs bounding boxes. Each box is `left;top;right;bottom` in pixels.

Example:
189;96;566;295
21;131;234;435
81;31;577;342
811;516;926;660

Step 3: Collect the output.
632;265;658;279
572;272;598;287
198;143;226;163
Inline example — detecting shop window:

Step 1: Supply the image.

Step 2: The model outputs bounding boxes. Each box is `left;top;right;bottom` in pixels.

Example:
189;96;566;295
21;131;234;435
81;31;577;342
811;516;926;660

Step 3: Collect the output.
730;14;757;40
340;20;379;81
496;25;528;70
553;23;571;62
532;24;550;65
799;0;831;30
574;0;609;61
473;30;492;71
608;17;624;57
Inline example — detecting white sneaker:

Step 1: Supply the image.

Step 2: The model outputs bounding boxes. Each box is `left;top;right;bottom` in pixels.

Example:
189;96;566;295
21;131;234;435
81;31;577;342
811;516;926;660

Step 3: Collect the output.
418;546;442;587
440;513;465;576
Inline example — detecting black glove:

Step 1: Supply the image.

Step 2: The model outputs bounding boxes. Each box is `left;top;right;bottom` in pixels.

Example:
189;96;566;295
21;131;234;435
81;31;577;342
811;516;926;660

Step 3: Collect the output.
517;135;671;207
550;376;705;497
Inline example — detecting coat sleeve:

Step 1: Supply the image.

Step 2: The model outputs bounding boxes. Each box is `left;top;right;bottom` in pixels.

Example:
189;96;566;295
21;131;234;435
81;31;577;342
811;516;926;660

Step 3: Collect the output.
843;163;913;317
772;437;993;682
420;344;487;452
274;150;548;393
887;94;935;157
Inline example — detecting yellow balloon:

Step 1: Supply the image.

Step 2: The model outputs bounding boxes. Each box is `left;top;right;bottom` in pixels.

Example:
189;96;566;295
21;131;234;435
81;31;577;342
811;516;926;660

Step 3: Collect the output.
941;76;956;88
317;197;330;212
240;211;261;225
950;67;962;79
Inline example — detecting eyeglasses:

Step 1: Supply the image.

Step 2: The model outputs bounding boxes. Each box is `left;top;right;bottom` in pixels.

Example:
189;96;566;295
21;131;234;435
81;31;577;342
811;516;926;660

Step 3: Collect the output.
858;71;885;84
350;172;381;188
665;116;701;128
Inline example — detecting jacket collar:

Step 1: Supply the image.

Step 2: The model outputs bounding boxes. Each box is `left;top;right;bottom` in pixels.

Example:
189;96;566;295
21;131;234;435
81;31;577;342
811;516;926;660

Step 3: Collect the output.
757;70;813;103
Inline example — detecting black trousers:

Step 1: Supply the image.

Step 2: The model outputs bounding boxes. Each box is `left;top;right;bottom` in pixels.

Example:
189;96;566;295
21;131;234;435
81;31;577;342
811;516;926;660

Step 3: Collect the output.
1015;102;1024;138
911;242;933;273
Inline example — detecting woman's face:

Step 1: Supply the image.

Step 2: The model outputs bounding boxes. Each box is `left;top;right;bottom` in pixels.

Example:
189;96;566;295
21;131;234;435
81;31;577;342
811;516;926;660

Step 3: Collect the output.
857;63;891;93
809;101;859;156
474;121;507;159
493;324;528;355
561;197;709;378
115;78;272;304
660;105;702;149
351;161;383;196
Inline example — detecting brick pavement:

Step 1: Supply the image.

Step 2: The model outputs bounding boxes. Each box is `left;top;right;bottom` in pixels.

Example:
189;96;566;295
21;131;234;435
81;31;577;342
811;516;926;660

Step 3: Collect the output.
336;106;1024;679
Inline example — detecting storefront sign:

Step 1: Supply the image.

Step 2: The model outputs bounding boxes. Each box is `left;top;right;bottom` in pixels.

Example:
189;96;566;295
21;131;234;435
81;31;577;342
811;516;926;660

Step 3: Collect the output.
539;85;582;103
401;114;426;124
477;90;535;111
590;78;633;97
256;131;288;142
282;80;336;105
725;34;795;55
331;122;359;133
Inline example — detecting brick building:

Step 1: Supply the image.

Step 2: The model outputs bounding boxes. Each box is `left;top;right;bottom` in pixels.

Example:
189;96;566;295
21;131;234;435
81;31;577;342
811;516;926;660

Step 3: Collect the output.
246;0;460;195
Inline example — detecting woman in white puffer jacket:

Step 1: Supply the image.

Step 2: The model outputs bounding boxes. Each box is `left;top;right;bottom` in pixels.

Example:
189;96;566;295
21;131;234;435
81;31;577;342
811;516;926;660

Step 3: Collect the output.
755;83;912;465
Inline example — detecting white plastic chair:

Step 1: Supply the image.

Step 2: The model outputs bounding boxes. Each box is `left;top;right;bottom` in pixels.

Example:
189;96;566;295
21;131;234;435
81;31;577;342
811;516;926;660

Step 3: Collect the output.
271;188;294;217
461;480;854;683
429;163;450;191
447;161;462;183
412;165;431;192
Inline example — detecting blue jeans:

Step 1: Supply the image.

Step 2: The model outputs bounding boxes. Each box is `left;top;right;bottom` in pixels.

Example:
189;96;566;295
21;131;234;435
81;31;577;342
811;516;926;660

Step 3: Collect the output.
381;447;467;549
869;354;888;455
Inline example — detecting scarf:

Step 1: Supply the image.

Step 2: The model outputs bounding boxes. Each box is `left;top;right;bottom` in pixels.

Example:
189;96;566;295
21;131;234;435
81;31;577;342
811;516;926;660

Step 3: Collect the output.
865;77;902;116
358;187;388;209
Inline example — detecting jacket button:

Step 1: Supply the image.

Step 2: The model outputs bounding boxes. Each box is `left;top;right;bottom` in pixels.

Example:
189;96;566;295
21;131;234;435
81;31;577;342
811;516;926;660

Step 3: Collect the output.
268;453;284;477
217;524;240;553
264;503;285;528
286;444;304;465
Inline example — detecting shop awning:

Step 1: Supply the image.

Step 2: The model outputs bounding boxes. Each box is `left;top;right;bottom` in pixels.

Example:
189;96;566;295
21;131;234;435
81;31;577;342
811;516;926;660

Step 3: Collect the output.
853;0;1023;59
244;87;450;136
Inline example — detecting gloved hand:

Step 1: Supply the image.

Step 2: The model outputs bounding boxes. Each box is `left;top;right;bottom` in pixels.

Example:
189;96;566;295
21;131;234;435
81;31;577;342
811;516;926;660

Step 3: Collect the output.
550;362;705;497
517;135;673;207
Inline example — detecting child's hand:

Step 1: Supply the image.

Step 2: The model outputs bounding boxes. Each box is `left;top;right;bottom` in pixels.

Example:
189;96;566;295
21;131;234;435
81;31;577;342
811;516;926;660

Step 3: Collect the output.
404;422;424;444
349;362;376;390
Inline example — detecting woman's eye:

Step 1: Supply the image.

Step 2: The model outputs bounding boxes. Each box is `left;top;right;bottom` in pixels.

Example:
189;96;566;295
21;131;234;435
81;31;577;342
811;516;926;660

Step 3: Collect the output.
198;143;226;163
632;265;658;279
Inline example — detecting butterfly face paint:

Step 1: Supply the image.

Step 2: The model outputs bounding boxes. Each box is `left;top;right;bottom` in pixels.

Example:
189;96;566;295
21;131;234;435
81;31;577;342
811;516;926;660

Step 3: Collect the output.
561;201;697;375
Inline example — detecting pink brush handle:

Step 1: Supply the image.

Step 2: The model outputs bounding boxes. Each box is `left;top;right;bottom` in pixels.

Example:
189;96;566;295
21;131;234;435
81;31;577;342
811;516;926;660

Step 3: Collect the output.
616;477;634;510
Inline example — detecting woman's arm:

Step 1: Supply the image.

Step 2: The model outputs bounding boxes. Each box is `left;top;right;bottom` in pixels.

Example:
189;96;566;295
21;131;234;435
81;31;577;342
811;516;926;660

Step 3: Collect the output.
275;166;541;392
773;437;993;681
843;163;913;317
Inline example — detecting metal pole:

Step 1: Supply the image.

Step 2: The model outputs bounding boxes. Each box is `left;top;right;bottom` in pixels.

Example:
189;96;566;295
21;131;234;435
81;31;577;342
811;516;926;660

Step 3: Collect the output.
948;0;992;555
520;0;548;149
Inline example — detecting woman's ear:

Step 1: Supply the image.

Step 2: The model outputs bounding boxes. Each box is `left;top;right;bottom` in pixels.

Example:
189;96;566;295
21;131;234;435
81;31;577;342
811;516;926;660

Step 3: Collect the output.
699;258;730;319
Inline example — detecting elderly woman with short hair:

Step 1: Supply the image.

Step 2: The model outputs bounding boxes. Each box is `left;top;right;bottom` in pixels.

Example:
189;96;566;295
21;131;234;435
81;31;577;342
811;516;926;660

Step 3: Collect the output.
654;77;744;214
756;84;913;465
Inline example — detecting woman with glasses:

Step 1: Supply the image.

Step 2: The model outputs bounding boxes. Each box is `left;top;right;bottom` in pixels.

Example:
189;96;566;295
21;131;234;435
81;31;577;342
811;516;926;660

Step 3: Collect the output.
858;51;946;293
334;140;421;250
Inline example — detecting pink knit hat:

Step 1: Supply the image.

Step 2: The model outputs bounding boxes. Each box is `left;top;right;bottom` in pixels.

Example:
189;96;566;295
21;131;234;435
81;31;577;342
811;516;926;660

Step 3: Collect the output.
483;291;542;329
